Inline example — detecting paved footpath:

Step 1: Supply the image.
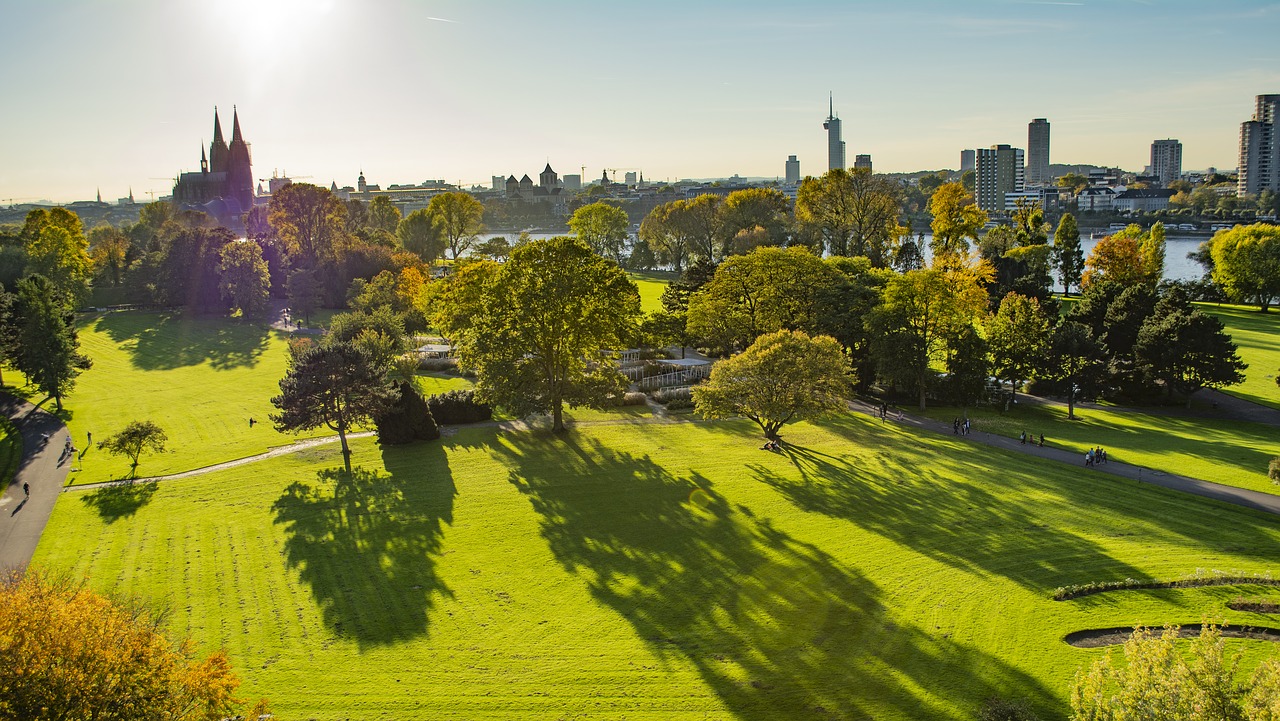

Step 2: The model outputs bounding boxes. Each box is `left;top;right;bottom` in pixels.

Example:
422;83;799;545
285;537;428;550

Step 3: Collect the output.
0;394;72;571
852;399;1280;517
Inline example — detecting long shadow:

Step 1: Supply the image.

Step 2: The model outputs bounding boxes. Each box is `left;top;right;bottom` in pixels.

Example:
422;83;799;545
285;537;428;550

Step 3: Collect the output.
271;443;456;648
492;433;1060;719
80;481;157;522
92;311;272;371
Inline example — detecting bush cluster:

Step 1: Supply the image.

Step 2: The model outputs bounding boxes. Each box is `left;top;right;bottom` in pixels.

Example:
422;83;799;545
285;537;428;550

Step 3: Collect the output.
374;382;440;445
417;357;458;372
616;392;648;407
426;389;492;425
1053;570;1279;601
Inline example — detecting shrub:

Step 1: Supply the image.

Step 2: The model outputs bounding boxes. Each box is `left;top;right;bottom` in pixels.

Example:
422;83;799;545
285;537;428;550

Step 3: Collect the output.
650;386;693;405
618;391;648;407
374;382;440;445
426;389;492;425
978;697;1040;721
417;356;458;372
665;397;695;411
1053;569;1279;601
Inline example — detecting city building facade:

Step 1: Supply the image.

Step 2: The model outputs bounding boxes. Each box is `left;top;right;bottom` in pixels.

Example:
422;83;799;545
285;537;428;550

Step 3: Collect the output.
785;155;800;184
1239;94;1280;197
974;144;1024;214
1113;188;1175;213
854;154;872;172
960;149;975;173
1149;139;1183;188
172;107;254;215
1026;118;1050;186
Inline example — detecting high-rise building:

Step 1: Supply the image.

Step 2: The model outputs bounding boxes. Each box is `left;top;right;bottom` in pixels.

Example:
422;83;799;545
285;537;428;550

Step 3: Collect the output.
624;171;637;186
563;174;582;191
1149;139;1183;188
1239;94;1280;197
960;149;975;173
492;176;505;191
823;94;846;171
1026;118;1050;186
785;155;800;184
974;144;1025;213
854;154;872;172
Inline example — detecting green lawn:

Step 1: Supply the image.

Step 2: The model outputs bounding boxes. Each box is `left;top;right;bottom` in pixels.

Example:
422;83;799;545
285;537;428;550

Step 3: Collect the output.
61;311;331;485
922;402;1280;495
33;415;1280;720
0;418;20;490
628;270;675;314
1200;303;1280;411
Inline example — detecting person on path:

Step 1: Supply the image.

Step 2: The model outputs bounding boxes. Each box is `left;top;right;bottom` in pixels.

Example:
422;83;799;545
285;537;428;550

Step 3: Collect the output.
1038;434;1044;447
22;483;29;497
1086;449;1094;467
1020;431;1027;445
964;419;971;435
953;419;960;435
897;408;903;422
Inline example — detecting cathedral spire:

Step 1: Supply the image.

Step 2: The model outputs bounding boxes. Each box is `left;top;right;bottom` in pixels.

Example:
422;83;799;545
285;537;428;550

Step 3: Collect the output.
212;107;224;144
96;188;101;203
231;105;243;143
201;144;208;173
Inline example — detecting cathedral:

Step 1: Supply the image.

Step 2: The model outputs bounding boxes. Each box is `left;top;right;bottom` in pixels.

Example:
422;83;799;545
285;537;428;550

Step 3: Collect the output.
173;107;254;216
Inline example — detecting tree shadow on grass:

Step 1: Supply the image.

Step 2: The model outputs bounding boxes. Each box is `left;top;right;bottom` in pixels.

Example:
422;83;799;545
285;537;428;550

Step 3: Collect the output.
80;481;157;523
271;444;455;648
93;311;272;371
492;433;1060;719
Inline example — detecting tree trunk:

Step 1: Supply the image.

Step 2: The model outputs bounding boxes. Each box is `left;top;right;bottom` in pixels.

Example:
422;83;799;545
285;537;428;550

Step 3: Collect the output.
918;384;927;413
338;430;351;474
1067;393;1075;420
552;403;565;433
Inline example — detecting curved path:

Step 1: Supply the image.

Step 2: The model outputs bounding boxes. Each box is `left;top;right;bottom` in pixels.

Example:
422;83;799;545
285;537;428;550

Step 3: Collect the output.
851;399;1280;516
0;394;72;570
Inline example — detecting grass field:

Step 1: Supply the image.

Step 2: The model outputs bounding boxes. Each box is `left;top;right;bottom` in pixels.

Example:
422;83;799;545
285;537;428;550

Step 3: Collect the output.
921;401;1280;496
628;271;675;314
59;311;331;485
33;415;1280;720
0;417;20;490
1200;303;1280;411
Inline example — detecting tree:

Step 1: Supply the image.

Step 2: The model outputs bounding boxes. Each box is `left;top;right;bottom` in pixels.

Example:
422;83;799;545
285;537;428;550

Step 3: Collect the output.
1044;321;1104;419
12;274;90;411
286;267;323;324
431;258;500;340
639;202;691;272
944;324;991;417
458;236;640;432
928;182;987;262
1054;213;1085;296
719;187;791;255
427;191;485;260
217;240;271;317
692;329;850;440
1136;295;1247;406
1083;225;1158;289
98;420;168;477
374;381;440;445
271;341;398;473
396;208;446;262
1141;221;1167;281
326;306;408;369
686;246;841;353
986;293;1050;407
22;207;93;305
796;168;902;264
1071;624;1280;721
88;224;131;288
472;236;511;261
366;195;402;234
568;201;629;263
1211;223;1280;311
0;569;254;721
1057;173;1088;196
674;194;725;263
268;183;348;269
870;266;990;411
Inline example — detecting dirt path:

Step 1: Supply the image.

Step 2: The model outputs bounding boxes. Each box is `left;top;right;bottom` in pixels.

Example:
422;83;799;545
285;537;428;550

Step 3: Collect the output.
0;394;72;571
851;399;1280;517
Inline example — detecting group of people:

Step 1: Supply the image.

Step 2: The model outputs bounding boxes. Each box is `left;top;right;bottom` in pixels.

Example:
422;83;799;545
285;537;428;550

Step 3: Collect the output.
1019;430;1045;447
759;439;782;451
952;418;971;435
1085;447;1108;466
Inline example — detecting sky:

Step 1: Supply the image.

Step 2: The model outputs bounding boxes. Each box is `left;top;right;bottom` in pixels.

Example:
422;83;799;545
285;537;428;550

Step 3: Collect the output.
1;0;1279;204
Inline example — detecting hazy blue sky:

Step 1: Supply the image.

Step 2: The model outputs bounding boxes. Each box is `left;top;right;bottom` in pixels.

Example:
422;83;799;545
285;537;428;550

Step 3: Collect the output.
2;0;1278;202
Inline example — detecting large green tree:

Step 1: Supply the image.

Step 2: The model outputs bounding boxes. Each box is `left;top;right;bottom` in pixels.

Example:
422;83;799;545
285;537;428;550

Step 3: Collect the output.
719;187;792;255
458;236;640;432
218;240;271;317
12;274;91;411
568;201;629;263
796;168;902;264
427;191;485;260
87;224;131;288
985;293;1050;407
928;182;987;263
271;341;398;474
268;183;348;269
1211;223;1280;311
1043;321;1104;420
692;329;849;441
1053;213;1085;296
98;420;168;478
366;196;402;235
1136;293;1246;406
395;208;446;263
21;207;92;305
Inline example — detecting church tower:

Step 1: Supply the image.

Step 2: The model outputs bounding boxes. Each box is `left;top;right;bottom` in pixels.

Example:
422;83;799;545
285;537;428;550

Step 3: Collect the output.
226;106;254;212
209;108;229;174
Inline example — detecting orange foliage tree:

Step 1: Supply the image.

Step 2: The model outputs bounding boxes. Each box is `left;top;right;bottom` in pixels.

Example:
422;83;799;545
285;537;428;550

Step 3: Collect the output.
0;570;268;720
1082;224;1152;288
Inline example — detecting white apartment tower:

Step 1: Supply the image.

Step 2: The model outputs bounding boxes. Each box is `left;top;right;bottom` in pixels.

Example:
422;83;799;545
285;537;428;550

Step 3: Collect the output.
1150;139;1183;188
785;155;800;184
974;144;1025;214
823;94;846;172
1027;119;1050;186
1239;94;1280;197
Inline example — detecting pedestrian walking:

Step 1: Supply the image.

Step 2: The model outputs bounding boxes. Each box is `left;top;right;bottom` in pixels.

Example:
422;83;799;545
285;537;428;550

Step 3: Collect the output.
953;418;960;435
23;482;29;497
87;431;92;446
249;417;256;427
897;409;903;421
1038;434;1044;447
1019;431;1027;445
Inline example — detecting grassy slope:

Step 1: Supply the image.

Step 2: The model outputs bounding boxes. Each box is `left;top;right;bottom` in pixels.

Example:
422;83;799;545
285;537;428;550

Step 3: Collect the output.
0;418;20;490
922;402;1280;495
1200;303;1280;411
33;416;1280;720
63;312;329;485
628;271;675;315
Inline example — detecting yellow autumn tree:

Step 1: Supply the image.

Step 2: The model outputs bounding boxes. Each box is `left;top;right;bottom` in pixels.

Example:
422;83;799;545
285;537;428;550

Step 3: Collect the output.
0;569;268;720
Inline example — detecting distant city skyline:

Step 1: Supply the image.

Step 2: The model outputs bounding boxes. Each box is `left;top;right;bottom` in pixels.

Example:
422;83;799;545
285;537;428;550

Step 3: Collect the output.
2;0;1279;203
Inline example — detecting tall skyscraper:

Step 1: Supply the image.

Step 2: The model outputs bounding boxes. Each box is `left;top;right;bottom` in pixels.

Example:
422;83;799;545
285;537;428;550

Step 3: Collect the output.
785;155;800;184
1239;94;1280;197
1026;118;1050;186
974;144;1025;213
823;94;846;171
960;149;975;172
854;154;872;172
1149;139;1183;187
